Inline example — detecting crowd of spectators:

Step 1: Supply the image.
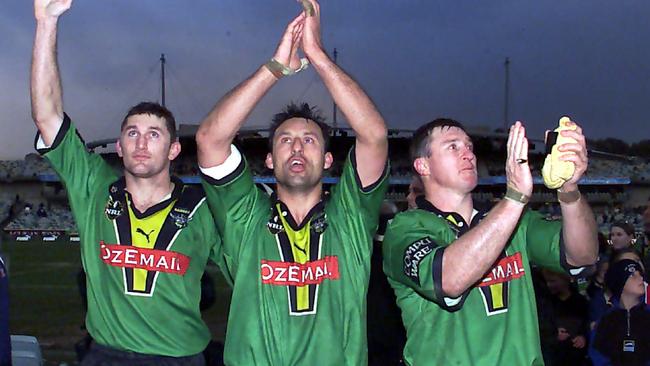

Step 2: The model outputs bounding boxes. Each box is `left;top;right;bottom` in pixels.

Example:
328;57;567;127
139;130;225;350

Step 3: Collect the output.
1;134;650;365
4;203;75;234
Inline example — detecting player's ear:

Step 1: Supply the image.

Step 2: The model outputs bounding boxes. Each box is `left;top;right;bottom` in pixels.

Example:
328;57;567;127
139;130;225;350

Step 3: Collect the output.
265;153;274;170
324;152;333;170
116;139;123;157
413;157;429;176
168;141;181;161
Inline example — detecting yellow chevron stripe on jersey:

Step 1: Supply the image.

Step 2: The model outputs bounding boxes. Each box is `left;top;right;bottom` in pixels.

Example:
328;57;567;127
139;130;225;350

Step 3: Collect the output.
490;283;505;309
127;196;176;292
277;203;311;311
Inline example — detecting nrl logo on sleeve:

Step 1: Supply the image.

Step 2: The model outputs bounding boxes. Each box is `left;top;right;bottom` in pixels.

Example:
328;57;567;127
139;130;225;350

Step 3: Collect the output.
104;197;124;220
403;237;435;286
267;215;285;234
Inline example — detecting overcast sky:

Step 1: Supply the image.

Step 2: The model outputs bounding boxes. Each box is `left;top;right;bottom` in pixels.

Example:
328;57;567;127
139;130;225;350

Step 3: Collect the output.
2;0;649;159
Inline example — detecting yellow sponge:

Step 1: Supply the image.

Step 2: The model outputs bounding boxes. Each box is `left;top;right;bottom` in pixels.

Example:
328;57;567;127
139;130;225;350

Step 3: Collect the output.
542;117;577;189
301;0;315;16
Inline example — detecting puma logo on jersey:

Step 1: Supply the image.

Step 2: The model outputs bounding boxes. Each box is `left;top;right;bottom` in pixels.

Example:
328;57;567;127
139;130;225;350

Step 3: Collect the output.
293;243;307;255
136;228;155;243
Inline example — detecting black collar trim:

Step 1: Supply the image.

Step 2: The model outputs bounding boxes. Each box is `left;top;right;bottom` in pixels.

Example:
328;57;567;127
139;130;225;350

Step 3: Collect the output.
415;195;486;235
269;193;328;231
108;176;183;219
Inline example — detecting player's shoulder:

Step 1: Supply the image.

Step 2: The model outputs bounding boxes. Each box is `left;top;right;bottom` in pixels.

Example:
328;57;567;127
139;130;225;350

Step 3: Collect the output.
390;208;443;227
386;209;447;241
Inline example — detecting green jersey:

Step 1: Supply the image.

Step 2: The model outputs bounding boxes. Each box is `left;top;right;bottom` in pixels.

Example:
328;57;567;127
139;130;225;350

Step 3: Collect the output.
38;114;224;357
201;147;388;366
383;197;580;366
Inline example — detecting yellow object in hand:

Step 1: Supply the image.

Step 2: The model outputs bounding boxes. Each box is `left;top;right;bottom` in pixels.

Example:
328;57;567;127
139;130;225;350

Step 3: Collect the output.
542;117;577;189
301;0;315;16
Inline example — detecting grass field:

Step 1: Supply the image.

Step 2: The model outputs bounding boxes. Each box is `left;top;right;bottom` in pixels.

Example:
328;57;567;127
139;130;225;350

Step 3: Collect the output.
2;235;232;365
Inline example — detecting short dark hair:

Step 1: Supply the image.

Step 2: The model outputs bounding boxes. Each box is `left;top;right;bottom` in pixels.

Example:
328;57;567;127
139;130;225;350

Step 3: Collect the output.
611;221;636;236
609;247;642;265
268;102;330;151
121;102;177;141
410;118;466;162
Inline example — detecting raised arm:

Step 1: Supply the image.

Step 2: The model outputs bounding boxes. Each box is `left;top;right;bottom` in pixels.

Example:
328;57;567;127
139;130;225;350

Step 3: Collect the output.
31;0;72;145
196;13;305;168
556;121;598;266
300;0;388;187
439;123;532;297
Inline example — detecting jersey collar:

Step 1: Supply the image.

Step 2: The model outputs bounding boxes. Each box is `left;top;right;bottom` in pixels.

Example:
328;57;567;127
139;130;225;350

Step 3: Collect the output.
108;176;183;219
267;193;329;234
415;195;487;236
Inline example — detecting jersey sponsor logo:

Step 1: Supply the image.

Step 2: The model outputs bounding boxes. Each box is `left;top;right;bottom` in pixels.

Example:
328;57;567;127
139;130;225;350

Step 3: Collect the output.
100;241;190;275
403;237;435;286
260;256;339;286
478;252;525;287
477;252;525;316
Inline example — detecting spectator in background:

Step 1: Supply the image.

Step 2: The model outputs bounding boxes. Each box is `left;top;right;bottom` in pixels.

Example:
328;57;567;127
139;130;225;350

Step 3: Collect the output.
0;255;9;366
643;197;650;269
406;175;423;210
36;203;47;218
542;269;590;365
590;259;650;365
608;221;638;253
588;252;610;328
643;197;650;239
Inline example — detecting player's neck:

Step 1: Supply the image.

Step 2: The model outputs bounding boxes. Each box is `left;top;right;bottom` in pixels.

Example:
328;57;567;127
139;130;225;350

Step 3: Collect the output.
424;185;473;223
123;171;175;213
276;184;323;225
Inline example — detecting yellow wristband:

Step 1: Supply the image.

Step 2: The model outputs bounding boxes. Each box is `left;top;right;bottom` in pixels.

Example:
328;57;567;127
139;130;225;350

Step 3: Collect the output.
505;186;529;204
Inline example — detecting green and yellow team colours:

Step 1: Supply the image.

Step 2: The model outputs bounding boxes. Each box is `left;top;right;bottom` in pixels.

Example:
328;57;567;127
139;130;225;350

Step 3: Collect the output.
39;115;225;356
383;198;580;366
202;148;388;365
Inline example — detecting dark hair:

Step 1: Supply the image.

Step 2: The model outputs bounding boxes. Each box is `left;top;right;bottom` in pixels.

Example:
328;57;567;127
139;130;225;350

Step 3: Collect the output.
268;102;330;151
121;102;177;141
410;118;467;162
609;247;642;265
610;221;635;236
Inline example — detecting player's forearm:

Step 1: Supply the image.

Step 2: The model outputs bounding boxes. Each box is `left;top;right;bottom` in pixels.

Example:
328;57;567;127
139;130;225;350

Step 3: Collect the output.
441;199;525;297
560;194;598;266
309;50;387;146
31;19;64;144
197;66;277;167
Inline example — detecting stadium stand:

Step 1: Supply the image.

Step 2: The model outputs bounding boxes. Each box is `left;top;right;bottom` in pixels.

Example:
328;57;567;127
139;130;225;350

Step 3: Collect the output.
1;128;649;240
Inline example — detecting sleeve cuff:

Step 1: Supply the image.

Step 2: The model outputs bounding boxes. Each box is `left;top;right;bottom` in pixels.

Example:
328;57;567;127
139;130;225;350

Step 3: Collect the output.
199;144;242;180
432;248;469;312
349;147;389;193
34;114;69;155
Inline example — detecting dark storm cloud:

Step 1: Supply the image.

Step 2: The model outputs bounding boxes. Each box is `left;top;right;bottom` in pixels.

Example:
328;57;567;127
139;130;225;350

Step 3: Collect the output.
1;0;649;159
